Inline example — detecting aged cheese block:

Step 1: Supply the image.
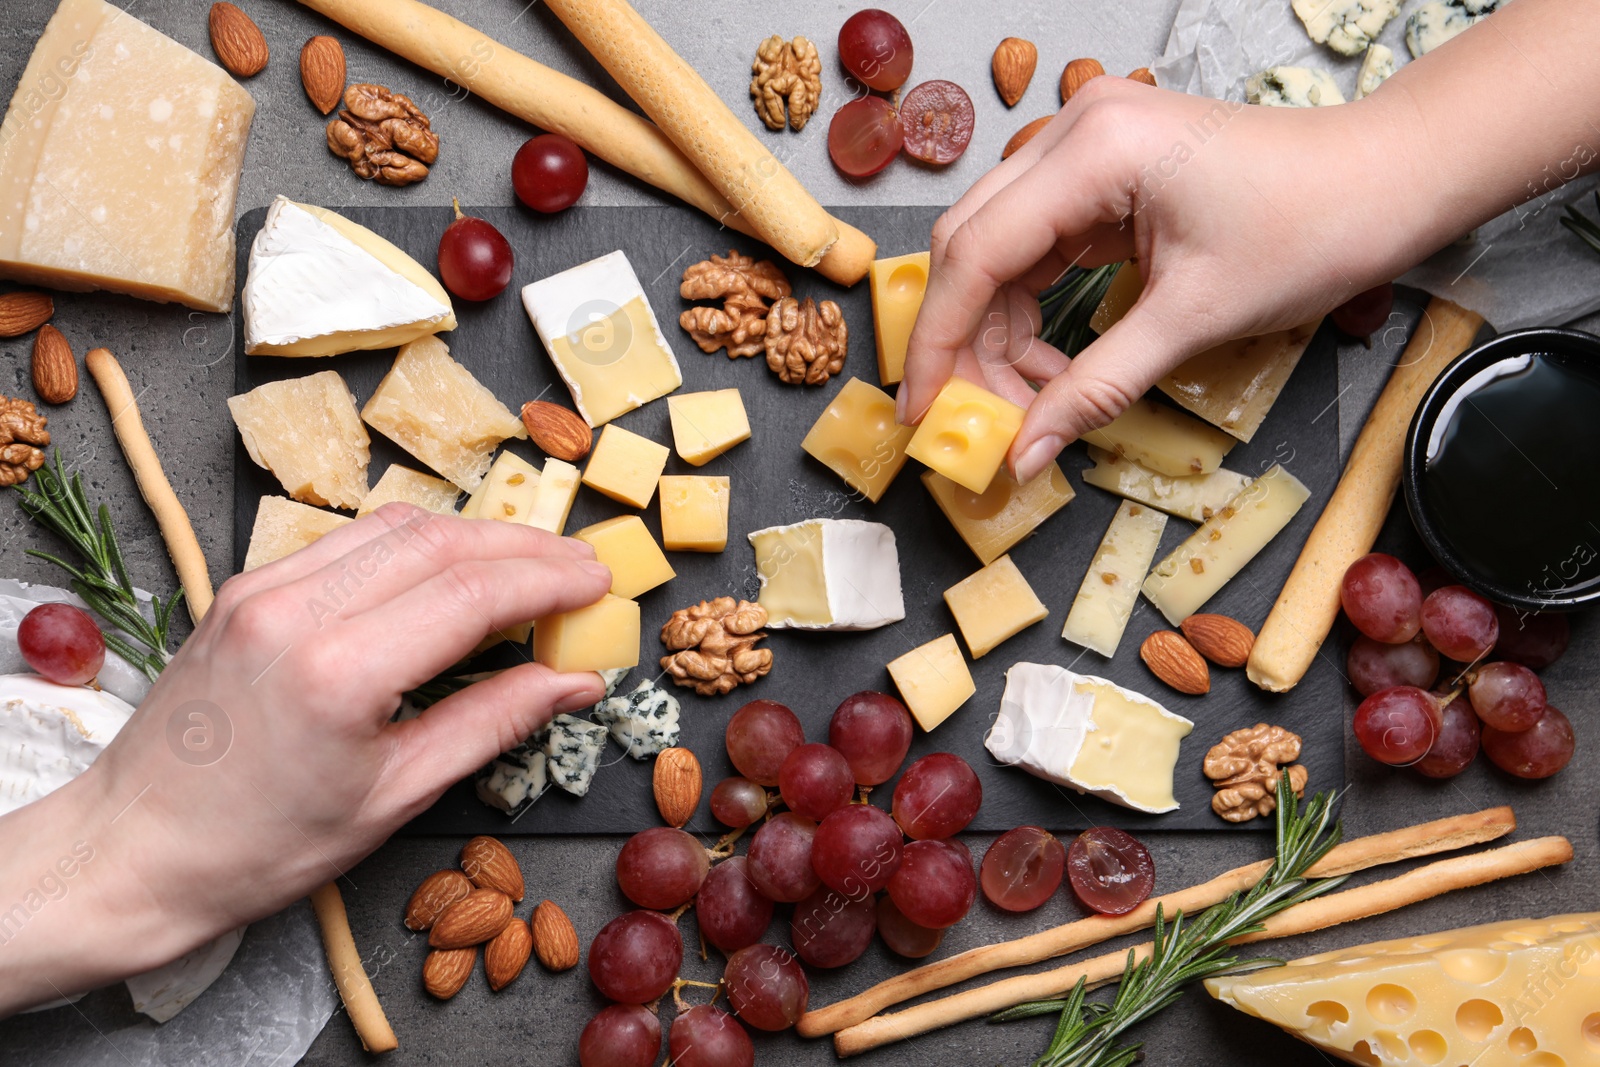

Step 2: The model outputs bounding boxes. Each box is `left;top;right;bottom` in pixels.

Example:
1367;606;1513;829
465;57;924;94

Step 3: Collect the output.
0;0;255;312
574;515;675;599
667;388;750;466
243;496;353;571
658;475;729;552
534;595;641;673
229;371;371;510
358;465;460;517
582;424;670;509
922;463;1074;565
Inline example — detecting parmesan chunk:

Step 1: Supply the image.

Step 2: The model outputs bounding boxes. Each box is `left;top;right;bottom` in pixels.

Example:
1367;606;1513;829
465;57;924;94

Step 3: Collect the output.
229;372;371;511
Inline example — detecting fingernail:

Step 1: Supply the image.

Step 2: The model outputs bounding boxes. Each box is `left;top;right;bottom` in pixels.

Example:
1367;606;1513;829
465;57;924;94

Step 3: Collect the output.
894;387;911;424
579;560;612;583
555;681;603;713
1013;435;1065;484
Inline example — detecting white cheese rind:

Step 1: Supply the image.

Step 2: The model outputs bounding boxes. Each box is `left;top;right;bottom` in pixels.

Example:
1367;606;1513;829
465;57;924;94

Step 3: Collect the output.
0;674;135;816
749;519;906;631
1246;66;1346;107
1061;501;1168;658
125;929;246;1023
1292;0;1402;57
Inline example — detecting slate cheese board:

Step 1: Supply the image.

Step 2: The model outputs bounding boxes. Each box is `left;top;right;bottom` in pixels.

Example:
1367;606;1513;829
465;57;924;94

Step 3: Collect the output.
232;203;1346;836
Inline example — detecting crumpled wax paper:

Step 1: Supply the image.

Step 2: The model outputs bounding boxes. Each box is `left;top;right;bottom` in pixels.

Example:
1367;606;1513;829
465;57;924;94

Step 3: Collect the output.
1151;0;1600;331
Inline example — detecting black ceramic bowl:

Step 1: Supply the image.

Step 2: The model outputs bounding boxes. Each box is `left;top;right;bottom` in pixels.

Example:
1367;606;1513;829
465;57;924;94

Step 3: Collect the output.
1403;326;1600;612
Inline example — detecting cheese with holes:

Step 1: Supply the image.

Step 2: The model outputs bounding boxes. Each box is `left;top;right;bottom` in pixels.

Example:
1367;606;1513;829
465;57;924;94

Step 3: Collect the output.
1081;446;1250;524
987;663;1193;813
361;335;525;491
358;465;460;517
1142;464;1310;624
659;476;729;552
0;0;254;313
533;595;641;673
521;251;682;427
243;496;352;571
1206;913;1600;1067
869;251;929;385
1292;0;1402;56
575;516;675;599
906;377;1026;494
668;389;750;466
923;464;1075;564
229;371;370;510
1062;501;1168;658
243;198;455;357
749;519;904;631
944;555;1047;658
1081;398;1237;477
887;634;975;732
801;377;914;503
459;451;540;522
527;459;580;534
582;424;670;508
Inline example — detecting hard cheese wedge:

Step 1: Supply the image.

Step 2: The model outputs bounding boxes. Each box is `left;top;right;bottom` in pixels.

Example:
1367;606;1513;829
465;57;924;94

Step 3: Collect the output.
887;634;975;732
944;555;1048;658
905;377;1026;494
801;377;914;503
0;0;254;312
923;463;1075;564
358;465;460;517
534;594;641;673
987;662;1193;813
1062;500;1168;658
244;496;353;571
243;198;456;357
459;452;540;521
1080;445;1250;524
869;251;929;386
575;516;675;599
749;519;905;631
1080;398;1237;478
229;371;370;510
583;424;671;509
1206;913;1600;1067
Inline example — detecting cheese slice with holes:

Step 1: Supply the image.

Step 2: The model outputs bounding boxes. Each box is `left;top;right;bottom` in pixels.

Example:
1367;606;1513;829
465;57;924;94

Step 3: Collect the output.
749;519;904;631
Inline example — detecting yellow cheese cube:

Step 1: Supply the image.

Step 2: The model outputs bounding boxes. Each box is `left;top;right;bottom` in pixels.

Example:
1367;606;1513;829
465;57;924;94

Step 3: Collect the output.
943;555;1048;658
574;516;676;599
527;459;581;534
869;252;929;386
658;476;730;552
800;378;915;503
358;465;460;517
459;452;540;521
922;463;1075;564
533;594;641;673
905;377;1025;494
582;424;671;509
887;634;976;732
668;389;751;466
243;496;351;571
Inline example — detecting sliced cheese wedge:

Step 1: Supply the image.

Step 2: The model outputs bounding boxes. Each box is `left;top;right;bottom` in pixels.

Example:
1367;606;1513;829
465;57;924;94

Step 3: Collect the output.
459;452;541;522
358;465;460;517
749;519;904;631
1080;398;1237;478
1062;500;1168;658
1081;445;1250;524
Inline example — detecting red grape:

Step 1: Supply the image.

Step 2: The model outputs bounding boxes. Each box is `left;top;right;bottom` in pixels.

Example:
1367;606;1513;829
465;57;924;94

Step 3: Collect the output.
580;1004;661;1067
17;603;105;687
886;839;976;929
696;856;774;953
588;910;682;1003
1468;661;1547;732
1421;585;1499;663
837;9;913;91
668;1006;752;1067
1353;686;1443;766
811;803;902;895
829;691;913;785
876;895;942;957
710;777;769;828
779;743;855;820
1347;634;1440;697
437;202;512;301
1415;694;1480;779
899;80;974;165
981;826;1066;912
1067;828;1154;916
791;886;877;968
1493;605;1570;669
1330;282;1394;339
892;753;982;839
723;944;809;1031
1483;705;1575;779
1340;553;1423;643
511;133;587;213
746;813;821;903
828;97;903;178
725;700;804;786
617;827;709;910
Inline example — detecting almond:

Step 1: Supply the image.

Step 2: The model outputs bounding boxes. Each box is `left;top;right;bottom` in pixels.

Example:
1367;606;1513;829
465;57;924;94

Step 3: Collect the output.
460;835;524;902
0;291;54;338
1061;57;1106;103
520;400;593;462
422;946;477;1000
1128;67;1158;87
483;918;533;991
1002;116;1052;159
1180;613;1256;669
530;899;580;971
991;37;1038;108
429;887;513;949
1140;630;1211;695
300;36;346;115
404;868;473;931
209;3;269;78
653;747;702;828
31;326;77;405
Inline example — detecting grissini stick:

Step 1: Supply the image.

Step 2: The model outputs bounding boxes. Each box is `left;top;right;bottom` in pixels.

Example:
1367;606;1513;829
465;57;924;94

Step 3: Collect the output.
797;805;1515;1037
832;835;1572;1057
310;883;399;1054
1247;296;1485;691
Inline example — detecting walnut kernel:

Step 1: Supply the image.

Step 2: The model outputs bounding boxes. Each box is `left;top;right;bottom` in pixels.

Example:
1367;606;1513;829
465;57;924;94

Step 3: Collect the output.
0;397;49;486
750;35;822;132
765;296;847;385
1203;723;1308;823
660;597;773;696
679;251;792;359
326;84;439;186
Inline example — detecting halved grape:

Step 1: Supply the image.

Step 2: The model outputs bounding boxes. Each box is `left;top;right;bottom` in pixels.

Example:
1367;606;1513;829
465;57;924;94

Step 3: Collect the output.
746;813;821;903
892;753;982;839
1340;553;1423;643
616;827;709;910
725;699;805;786
779;743;855;821
899;80;974;165
837;9;913;91
1353;685;1443;766
1482;705;1575;779
791;886;877;968
886;838;976;929
1468;661;1547;732
668;1006;753;1067
981;826;1065;913
580;1004;661;1067
876;895;944;958
695;856;774;953
1421;586;1499;663
811;803;903;894
1414;694;1480;779
1492;604;1570;669
1066;828;1154;916
724;944;809;1031
829;691;913;785
710;777;769;829
828;97;903;179
588;910;682;1003
1347;634;1440;697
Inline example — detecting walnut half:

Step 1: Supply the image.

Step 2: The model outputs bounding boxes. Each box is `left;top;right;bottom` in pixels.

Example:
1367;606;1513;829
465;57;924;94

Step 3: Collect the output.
1203;723;1308;823
750;35;822;132
326;84;439;186
0;397;48;487
660;597;773;696
765;297;847;385
679;251;792;359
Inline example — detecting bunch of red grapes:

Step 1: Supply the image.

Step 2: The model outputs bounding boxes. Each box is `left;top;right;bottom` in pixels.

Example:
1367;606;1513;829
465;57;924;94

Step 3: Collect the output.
1342;553;1573;779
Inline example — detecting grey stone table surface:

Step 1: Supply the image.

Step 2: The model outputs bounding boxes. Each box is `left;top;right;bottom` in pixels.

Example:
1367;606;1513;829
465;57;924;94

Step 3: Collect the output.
1;1;1597;1066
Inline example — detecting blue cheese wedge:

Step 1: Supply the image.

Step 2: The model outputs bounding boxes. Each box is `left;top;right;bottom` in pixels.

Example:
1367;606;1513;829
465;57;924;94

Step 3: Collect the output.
749;519;905;631
1292;0;1402;57
541;713;608;796
1354;43;1397;99
475;744;549;816
591;679;681;759
1407;0;1502;58
986;663;1193;814
1246;66;1345;107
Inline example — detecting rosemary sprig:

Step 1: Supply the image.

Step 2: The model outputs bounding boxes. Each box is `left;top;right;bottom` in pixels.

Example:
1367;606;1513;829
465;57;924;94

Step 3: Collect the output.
11;450;181;681
1036;263;1124;359
993;776;1347;1067
1560;190;1600;257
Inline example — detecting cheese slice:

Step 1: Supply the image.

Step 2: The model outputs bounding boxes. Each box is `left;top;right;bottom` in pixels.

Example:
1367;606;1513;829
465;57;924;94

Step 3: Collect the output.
1142;464;1311;625
923;464;1075;564
358;465;460;517
869;251;929;386
459;451;540;522
801;377;915;503
243;198;455;357
887;634;975;732
1062;500;1168;658
0;0;255;313
1080;398;1237;477
987;662;1193;813
749;519;905;631
229;371;371;510
0;673;134;816
527;459;580;534
944;555;1048;658
1081;446;1251;524
244;496;353;571
1206;913;1600;1067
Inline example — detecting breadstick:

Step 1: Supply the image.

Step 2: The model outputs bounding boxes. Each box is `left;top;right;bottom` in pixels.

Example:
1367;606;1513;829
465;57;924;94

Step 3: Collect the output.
310;882;399;1054
797;805;1514;1037
84;348;214;623
832;835;1571;1057
1247;296;1485;691
291;0;876;285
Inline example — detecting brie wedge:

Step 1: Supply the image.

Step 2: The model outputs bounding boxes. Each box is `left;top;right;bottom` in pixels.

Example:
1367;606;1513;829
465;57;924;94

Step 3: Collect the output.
749;519;905;631
0;674;135;816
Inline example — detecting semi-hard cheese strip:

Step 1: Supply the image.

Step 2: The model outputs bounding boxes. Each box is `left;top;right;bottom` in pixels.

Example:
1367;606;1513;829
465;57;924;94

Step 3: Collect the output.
1062;501;1168;658
1080;446;1250;524
1080;398;1237;477
526;459;581;535
869;253;929;385
1207;913;1600;1067
749;519;905;631
1143;464;1310;625
458;452;540;521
